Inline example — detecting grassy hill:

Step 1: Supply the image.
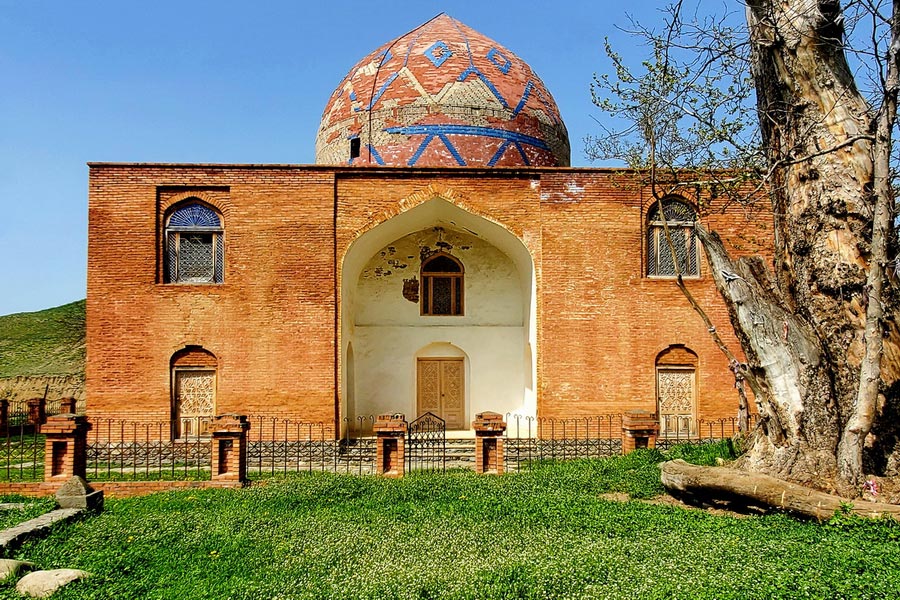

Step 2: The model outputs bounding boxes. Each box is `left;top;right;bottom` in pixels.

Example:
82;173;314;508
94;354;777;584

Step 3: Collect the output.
0;300;85;378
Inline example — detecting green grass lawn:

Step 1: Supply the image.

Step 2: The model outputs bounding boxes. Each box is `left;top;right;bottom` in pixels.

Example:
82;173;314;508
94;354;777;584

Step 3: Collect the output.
0;496;57;531
3;447;900;599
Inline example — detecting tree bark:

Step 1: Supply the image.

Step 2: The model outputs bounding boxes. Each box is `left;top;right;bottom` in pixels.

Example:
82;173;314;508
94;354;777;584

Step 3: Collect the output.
661;459;900;519
724;0;900;490
698;226;840;483
836;0;900;486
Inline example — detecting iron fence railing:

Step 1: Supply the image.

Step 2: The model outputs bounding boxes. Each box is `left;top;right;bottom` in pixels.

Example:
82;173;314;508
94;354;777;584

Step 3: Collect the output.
0;408;759;483
0;406;43;481
656;415;757;450
0;399;87;482
246;416;376;478
504;414;624;472
86;418;211;481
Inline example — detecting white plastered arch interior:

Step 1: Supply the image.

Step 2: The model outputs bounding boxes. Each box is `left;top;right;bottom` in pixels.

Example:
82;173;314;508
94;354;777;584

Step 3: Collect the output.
340;197;536;431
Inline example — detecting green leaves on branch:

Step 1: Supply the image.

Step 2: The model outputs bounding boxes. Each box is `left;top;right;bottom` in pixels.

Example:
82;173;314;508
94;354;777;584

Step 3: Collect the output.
587;3;765;200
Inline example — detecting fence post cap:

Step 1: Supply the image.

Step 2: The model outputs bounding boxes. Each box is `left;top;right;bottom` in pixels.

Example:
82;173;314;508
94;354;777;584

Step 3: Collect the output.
473;412;507;433
212;414;250;432
622;411;660;431
374;414;408;433
42;414;89;434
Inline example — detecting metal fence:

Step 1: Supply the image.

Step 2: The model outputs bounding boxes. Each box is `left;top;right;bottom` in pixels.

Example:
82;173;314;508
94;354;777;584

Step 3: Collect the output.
0;422;43;482
86;418;211;481
656;416;757;450
0;409;756;483
246;416;376;478
0;399;84;482
504;414;625;472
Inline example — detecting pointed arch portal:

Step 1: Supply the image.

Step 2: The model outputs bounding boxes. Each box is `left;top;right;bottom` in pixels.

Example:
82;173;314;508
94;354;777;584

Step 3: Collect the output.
341;198;536;431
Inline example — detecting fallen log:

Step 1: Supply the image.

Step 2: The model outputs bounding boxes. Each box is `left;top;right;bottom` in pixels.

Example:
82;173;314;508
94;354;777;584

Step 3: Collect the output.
660;460;900;520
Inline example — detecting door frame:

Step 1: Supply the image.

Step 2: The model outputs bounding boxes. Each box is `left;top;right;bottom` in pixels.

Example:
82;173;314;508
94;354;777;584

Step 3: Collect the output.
416;357;466;430
171;366;217;440
655;365;696;436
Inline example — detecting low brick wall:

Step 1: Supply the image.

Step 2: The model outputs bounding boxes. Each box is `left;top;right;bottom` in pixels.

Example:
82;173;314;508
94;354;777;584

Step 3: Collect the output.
0;480;245;499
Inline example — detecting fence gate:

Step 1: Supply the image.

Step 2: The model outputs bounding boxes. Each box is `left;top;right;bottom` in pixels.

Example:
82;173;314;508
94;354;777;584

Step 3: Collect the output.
406;412;446;472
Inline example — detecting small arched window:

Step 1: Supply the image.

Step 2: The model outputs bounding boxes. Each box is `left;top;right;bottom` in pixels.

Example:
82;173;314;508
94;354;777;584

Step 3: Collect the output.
165;202;224;283
647;199;699;277
421;253;464;316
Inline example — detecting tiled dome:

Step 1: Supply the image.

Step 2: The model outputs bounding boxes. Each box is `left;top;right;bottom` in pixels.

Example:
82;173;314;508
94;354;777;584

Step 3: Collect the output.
315;14;570;167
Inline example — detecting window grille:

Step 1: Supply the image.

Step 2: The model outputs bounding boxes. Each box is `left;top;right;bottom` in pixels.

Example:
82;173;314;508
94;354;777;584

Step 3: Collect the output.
647;199;699;277
165;202;224;283
421;253;463;315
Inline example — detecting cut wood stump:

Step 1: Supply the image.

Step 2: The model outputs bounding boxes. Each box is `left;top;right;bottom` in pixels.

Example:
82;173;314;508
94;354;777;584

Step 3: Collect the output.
660;460;900;520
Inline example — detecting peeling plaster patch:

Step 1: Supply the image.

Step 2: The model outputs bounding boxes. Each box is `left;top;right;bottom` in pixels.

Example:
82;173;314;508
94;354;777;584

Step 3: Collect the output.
365;226;476;278
566;181;584;194
542;179;585;204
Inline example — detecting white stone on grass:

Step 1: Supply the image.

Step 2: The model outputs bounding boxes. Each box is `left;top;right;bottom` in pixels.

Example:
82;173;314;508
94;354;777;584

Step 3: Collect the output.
0;559;34;581
15;569;90;598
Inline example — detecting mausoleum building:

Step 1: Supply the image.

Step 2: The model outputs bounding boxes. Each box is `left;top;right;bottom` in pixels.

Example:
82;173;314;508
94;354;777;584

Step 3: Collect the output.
86;14;771;438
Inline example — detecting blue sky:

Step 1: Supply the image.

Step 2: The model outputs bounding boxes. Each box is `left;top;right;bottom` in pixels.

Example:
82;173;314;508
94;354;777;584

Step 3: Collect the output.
0;0;694;315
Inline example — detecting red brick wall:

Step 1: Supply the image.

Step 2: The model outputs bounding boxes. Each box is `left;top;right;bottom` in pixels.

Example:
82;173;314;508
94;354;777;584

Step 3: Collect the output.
87;166;337;426
87;165;772;429
0;480;243;499
538;171;771;422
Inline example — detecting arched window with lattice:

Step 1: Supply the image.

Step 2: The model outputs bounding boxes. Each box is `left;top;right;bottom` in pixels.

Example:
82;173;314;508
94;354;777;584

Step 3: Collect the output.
421;252;464;316
647;198;699;277
164;201;224;283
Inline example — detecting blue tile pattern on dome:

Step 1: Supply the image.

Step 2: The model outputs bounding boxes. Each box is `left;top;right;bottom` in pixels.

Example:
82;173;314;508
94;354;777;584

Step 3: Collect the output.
356;72;400;112
424;41;452;67
376;48;393;66
513;81;561;125
168;203;220;228
486;48;511;74
457;65;508;108
366;144;386;166
348;16;551;116
385;124;549;167
315;13;570;167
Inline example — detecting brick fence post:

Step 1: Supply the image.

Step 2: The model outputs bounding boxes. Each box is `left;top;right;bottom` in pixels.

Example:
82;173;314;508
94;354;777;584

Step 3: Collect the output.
59;397;78;414
621;410;660;454
473;411;506;474
374;414;407;477
42;415;90;481
26;398;46;432
210;414;250;483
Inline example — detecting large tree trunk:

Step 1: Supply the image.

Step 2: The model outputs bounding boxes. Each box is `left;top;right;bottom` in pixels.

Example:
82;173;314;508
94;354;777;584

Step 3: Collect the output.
720;0;900;491
661;460;900;519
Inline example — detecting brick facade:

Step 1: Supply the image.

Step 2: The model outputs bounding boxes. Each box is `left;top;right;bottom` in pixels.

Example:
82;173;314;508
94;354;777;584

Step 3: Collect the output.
86;164;772;434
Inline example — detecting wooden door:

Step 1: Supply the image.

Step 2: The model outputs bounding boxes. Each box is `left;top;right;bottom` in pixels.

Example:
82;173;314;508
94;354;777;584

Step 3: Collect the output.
656;368;695;436
417;359;465;429
174;369;216;438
